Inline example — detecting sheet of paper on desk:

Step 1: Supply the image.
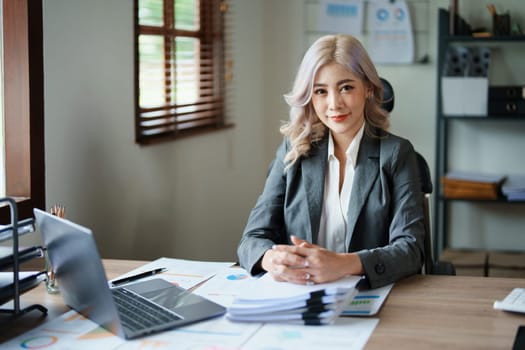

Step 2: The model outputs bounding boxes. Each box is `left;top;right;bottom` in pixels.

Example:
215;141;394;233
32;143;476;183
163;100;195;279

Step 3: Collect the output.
126;314;261;350
3;309;377;350
108;257;235;290
234;272;360;303
1;309;125;350
342;283;394;316
192;266;254;307
2;309;262;350
189;267;361;309
242;317;379;350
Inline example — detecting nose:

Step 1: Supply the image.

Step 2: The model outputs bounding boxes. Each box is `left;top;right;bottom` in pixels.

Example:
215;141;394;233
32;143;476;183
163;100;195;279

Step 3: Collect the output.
328;92;343;111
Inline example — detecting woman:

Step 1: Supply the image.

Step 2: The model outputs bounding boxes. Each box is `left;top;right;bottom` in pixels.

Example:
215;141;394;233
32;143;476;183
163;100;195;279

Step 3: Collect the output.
237;34;424;289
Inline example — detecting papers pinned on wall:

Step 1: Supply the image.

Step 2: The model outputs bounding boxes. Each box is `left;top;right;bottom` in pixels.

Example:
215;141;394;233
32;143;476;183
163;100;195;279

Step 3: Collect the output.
317;0;365;36
366;0;415;64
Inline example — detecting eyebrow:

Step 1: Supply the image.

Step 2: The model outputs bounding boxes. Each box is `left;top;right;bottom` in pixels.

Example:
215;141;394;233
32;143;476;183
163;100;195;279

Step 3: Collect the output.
313;78;355;87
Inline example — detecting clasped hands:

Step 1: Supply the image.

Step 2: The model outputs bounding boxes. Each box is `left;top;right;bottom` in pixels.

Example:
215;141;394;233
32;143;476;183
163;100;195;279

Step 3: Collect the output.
261;235;363;285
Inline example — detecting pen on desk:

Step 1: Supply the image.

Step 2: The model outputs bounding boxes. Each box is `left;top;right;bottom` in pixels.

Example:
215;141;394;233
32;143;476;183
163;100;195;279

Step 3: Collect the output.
110;267;167;287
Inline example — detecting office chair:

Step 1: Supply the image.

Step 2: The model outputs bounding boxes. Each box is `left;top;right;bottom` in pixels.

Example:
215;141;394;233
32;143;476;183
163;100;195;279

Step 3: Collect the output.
380;78;455;275
414;149;455;275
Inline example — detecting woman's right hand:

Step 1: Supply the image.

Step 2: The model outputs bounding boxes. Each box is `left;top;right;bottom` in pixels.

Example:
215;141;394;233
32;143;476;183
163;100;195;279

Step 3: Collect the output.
261;245;311;284
262;236;364;285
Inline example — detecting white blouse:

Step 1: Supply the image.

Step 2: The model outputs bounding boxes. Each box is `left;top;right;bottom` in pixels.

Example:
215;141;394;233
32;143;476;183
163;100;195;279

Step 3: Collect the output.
317;124;364;252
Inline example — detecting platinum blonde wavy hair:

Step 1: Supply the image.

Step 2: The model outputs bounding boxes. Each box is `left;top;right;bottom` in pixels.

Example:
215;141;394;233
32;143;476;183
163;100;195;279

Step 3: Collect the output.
280;34;389;168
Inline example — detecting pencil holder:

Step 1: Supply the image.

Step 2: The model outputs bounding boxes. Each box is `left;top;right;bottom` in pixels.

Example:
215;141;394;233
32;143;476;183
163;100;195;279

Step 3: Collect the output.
44;204;66;294
493;13;510;36
44;253;59;294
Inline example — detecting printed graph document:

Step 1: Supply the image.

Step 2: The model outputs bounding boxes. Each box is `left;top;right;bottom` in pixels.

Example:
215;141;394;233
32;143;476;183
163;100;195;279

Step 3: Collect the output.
1;309;261;350
108;257;235;290
192;266;253;307
342;283;393;316
3;307;378;350
242;317;379;350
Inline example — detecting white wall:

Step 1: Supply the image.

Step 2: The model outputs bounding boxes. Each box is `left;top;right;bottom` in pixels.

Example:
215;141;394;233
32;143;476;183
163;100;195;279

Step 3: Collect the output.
40;0;525;262
42;0;266;261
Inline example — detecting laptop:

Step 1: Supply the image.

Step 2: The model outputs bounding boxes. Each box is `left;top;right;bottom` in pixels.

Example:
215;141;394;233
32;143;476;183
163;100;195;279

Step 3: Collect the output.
34;208;226;339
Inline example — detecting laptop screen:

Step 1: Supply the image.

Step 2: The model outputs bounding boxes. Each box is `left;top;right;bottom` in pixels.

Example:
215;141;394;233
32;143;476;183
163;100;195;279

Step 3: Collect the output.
34;208;226;339
34;209;125;337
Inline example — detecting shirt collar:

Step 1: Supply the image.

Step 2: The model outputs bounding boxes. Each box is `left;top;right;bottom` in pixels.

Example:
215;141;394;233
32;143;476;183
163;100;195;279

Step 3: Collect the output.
327;123;365;168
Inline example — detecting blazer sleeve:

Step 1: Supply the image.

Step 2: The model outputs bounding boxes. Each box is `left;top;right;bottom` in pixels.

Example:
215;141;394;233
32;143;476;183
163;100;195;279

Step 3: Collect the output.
356;138;425;288
237;140;289;275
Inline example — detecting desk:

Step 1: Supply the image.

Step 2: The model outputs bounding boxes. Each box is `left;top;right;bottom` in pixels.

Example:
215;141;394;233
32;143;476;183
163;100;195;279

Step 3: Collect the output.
1;259;524;349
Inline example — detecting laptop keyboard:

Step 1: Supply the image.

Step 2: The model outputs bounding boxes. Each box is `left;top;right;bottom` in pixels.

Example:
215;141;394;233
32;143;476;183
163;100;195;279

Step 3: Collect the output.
112;287;182;332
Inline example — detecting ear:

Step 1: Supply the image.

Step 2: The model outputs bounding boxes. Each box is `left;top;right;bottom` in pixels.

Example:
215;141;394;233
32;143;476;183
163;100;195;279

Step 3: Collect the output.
366;86;374;99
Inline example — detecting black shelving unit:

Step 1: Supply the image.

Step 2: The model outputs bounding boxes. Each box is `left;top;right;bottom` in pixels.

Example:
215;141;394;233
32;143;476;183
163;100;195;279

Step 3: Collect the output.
0;197;47;318
434;9;525;260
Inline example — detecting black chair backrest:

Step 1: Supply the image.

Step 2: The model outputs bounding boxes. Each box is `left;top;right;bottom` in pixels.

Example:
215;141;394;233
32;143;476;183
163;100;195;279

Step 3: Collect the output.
415;152;433;194
380;78;455;275
380;77;395;113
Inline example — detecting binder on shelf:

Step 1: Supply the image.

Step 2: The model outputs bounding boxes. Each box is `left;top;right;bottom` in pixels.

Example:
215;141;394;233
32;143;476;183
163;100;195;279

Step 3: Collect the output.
488;100;525;115
488;85;525;117
488;86;525;100
441;171;506;200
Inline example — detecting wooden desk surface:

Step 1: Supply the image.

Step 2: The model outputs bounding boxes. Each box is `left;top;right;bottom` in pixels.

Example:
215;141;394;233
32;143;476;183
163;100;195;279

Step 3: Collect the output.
1;259;524;349
367;274;524;349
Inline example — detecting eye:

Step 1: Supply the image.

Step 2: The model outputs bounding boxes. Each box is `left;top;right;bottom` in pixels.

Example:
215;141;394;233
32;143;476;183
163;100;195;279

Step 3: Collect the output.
313;88;327;95
340;84;354;92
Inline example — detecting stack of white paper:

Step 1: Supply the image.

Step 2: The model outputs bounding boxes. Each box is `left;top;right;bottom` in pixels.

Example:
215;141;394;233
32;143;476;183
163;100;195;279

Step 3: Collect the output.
502;175;525;201
226;274;360;325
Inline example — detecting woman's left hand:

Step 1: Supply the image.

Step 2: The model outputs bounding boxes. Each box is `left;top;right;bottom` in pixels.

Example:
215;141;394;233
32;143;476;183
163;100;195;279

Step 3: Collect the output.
287;236;364;284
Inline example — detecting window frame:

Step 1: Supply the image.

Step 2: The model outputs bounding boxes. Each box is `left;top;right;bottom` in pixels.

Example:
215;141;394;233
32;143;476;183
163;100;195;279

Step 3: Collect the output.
0;0;45;223
134;0;232;145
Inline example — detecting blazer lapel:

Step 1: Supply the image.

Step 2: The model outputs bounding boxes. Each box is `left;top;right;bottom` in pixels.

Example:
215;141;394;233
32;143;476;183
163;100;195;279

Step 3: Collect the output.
302;136;328;244
345;133;380;250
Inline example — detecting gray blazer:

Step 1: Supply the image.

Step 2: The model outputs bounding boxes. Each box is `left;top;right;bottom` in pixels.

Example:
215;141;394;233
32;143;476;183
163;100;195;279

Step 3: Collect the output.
237;129;425;289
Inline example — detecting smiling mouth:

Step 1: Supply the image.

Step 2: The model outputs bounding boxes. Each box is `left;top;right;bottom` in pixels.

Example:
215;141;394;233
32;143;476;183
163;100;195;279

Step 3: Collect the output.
330;114;348;122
